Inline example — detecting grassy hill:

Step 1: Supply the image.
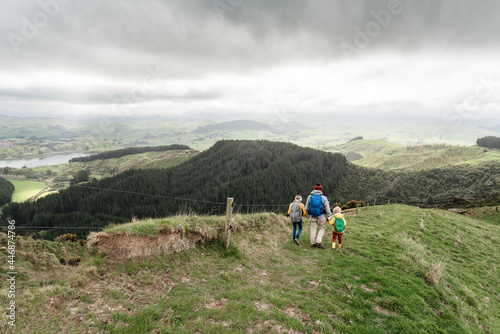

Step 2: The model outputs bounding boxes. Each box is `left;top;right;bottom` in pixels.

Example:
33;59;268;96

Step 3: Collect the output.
3;115;500;163
327;139;401;160
5;149;197;187
327;139;500;171
1;205;498;333
37;149;197;181
3;140;500;240
193;119;306;134
0;115;81;140
0;149;197;216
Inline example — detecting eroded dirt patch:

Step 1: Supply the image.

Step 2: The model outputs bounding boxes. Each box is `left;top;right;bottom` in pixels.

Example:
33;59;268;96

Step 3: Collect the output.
205;298;228;310
254;300;272;312
88;231;212;261
87;213;285;261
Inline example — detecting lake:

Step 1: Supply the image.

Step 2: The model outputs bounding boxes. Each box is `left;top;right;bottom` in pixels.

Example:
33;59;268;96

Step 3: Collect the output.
0;153;89;169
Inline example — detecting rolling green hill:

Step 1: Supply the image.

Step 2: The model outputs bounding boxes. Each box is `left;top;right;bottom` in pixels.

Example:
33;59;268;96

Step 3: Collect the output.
6;149;198;186
0;115;81;140
327;139;402;160
3;115;500;161
193;119;306;134
328;139;500;171
2;140;500;240
1;205;498;333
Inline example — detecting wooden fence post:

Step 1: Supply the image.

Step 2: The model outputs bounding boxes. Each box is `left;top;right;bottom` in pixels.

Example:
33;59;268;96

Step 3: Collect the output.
225;197;234;250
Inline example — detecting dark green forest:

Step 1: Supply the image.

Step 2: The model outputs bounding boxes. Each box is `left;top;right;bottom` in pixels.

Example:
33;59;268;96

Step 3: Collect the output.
3;140;500;239
477;136;500;149
0;178;15;206
68;144;191;163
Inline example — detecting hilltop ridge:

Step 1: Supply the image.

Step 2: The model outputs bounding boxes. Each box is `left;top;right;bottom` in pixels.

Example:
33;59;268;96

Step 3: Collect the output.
1;205;498;333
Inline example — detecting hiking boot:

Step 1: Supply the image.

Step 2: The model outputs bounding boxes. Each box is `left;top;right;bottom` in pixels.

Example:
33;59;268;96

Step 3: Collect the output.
311;244;317;248
316;243;325;249
294;238;300;246
332;242;336;249
338;244;342;249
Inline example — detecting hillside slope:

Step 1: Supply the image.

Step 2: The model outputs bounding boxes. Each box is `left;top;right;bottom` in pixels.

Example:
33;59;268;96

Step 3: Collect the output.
327;139;500;171
3;140;500;239
192;119;306;134
5;149;197;185
0;205;498;333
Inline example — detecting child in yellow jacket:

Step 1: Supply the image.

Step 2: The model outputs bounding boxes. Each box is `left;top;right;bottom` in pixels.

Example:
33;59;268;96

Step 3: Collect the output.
328;206;346;249
288;195;308;245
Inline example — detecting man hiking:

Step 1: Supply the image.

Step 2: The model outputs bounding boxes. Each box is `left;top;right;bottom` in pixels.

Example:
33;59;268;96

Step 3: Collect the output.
305;184;333;249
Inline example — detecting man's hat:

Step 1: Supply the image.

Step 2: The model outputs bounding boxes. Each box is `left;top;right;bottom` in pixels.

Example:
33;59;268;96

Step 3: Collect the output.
314;184;322;190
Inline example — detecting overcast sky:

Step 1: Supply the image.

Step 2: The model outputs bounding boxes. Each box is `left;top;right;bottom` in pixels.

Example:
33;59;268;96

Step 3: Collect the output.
1;0;499;124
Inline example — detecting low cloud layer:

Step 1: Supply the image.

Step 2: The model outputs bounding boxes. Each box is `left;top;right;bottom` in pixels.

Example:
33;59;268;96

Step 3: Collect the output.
1;0;499;122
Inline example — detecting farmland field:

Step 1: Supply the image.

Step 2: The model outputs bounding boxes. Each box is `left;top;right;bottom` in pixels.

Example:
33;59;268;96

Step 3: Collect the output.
7;179;47;202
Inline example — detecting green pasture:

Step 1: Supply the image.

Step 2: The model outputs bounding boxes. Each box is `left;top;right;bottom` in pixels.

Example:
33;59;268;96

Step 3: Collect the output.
7;179;47;202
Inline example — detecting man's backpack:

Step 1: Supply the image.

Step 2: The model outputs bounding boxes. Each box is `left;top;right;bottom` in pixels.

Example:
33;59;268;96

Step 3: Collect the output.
290;202;301;223
309;194;324;217
334;217;345;233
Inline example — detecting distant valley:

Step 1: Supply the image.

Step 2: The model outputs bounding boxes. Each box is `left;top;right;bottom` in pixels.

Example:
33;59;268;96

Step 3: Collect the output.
2;115;500;161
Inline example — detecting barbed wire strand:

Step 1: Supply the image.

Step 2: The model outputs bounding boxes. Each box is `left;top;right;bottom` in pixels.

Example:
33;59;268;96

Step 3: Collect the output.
73;185;228;205
0;185;304;229
74;184;290;207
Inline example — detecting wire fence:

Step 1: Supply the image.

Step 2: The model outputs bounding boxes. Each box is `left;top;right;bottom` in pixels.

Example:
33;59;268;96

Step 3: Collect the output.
1;184;294;230
74;185;291;207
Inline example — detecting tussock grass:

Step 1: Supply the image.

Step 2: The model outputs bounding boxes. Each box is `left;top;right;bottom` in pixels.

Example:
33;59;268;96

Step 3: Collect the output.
1;205;498;333
102;212;279;239
396;232;447;286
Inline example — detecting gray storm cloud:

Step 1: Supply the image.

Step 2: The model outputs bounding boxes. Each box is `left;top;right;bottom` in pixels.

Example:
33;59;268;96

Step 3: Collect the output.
0;0;499;118
3;0;499;74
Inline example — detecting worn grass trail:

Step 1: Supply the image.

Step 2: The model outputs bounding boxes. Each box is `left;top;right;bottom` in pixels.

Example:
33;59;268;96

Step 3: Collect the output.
0;205;498;333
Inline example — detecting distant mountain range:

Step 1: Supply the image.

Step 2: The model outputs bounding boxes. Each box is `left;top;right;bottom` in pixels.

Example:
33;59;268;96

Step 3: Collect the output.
192;119;307;134
480;124;500;133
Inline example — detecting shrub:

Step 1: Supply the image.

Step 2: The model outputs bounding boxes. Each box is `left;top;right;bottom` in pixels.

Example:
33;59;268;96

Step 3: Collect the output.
477;136;500;149
347;200;365;209
69;273;87;287
55;233;78;242
68;257;82;266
